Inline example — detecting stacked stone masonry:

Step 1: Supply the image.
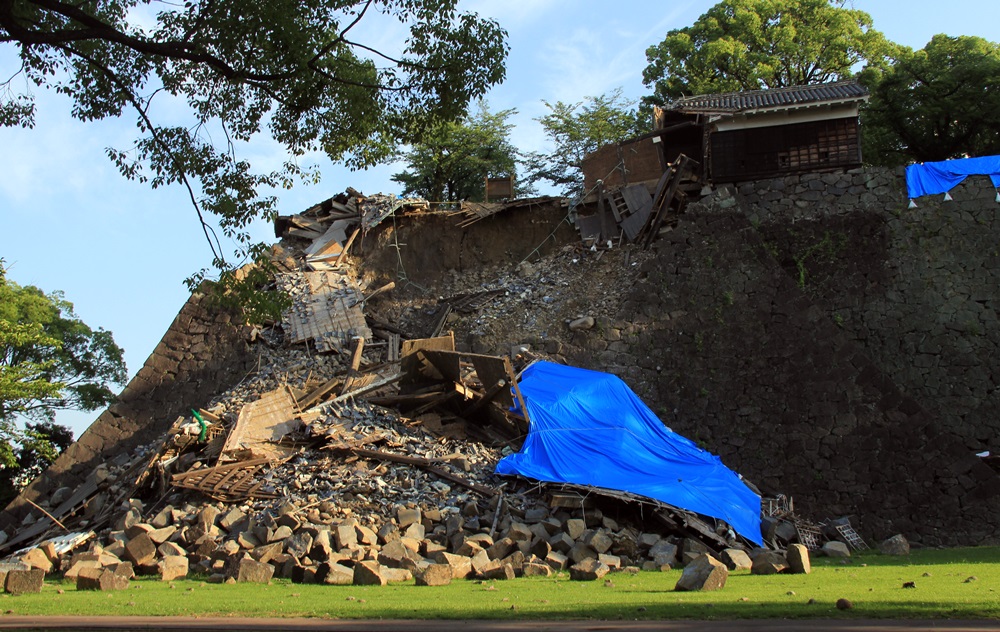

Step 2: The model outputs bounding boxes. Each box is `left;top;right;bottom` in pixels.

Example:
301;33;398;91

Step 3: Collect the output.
559;168;1000;546
0;293;255;534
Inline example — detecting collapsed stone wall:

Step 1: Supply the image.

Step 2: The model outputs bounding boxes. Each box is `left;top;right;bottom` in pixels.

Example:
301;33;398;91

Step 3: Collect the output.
9;168;1000;548
0;292;255;534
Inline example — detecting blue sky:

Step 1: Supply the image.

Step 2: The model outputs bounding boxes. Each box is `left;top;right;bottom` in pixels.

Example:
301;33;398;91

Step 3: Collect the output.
1;0;996;436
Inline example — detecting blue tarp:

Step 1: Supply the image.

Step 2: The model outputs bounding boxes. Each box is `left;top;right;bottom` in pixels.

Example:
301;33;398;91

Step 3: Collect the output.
906;155;1000;199
496;362;762;545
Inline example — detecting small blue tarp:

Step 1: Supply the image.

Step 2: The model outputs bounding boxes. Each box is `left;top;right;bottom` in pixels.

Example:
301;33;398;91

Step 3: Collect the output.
496;362;762;545
906;155;1000;199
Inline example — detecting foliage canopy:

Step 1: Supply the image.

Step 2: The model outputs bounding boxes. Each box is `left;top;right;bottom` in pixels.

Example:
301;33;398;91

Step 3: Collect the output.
391;102;521;202
861;35;1000;166
642;0;891;103
0;262;125;470
525;90;646;197
1;0;509;279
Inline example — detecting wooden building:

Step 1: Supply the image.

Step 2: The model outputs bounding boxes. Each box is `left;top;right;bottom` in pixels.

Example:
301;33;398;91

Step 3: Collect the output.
581;81;869;191
659;80;869;183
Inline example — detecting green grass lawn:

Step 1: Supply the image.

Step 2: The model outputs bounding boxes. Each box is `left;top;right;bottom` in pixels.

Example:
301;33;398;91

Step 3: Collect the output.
3;547;999;620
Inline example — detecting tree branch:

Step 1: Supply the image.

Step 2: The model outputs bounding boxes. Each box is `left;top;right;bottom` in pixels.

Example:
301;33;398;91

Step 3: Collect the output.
54;41;226;264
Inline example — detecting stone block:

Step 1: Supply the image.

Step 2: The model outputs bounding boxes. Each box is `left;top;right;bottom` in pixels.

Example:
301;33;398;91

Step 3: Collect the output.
334;524;358;550
64;560;102;581
218;508;246;532
291;565;317;584
822;541;851;557
157;542;187;558
500;550;526;574
786;544;811;574
5;568;44;595
879;534;910;556
284;532;313;559
648;541;678;564
269;526;293;542
111;562;135;580
147;526;177;545
432;552;472;579
545;551;569;571
598;554;621;569
751;551;789;575
250;542;283;564
549;532;575;553
403;523;425;541
486;537;516;561
20;548;53;574
523;562;553;577
675;554;728;591
353;560;387;586
320;562;354;585
530;537;552;560
75;567;104;590
584;530;613;554
159;555;189;581
397;507;422;529
720;548;753;571
507;522;533;542
415;564;452;586
569;558;610;581
384;567;413;583
379;539;418;568
237;558;274;584
568;543;598;564
197;506;220;532
481;560;515;581
77;567;129;591
355;524;378;546
565;518;586;540
124;533;157;567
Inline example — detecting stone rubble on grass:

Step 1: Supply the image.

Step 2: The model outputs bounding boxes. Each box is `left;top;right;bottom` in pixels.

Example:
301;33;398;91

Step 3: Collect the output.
675;554;728;592
879;534;910;556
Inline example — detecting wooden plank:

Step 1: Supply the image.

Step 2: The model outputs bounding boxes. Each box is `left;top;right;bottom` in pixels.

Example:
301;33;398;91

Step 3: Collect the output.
296;375;344;411
388;333;400;362
428;304;452;339
644;154;691;249
327;372;404;407
604;190;623;222
333;227;361;268
349;337;366;372
597;181;612;243
622;184;653;217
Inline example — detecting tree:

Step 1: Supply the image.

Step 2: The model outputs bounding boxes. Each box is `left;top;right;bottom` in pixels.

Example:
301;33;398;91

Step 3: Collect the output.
525;89;646;197
642;0;891;104
1;0;508;286
0;261;126;472
0;421;73;506
861;35;1000;167
391;101;521;202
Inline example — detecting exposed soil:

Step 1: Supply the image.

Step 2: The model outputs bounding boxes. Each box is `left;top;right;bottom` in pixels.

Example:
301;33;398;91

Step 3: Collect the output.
354;204;656;357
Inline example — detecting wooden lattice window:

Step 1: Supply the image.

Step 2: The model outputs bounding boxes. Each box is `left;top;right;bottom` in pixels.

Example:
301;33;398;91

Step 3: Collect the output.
710;117;861;182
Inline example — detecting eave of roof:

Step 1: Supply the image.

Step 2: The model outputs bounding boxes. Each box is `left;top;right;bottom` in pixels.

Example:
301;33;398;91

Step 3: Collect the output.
667;80;869;115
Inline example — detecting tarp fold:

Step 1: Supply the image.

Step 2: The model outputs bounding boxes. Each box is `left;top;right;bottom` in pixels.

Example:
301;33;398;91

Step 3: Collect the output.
906;155;1000;199
495;362;762;545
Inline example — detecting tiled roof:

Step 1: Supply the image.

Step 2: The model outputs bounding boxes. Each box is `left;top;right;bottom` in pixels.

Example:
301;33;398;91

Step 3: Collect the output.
668;80;868;114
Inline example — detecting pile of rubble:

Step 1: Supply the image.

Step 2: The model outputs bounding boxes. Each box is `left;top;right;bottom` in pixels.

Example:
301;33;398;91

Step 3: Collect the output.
0;188;878;595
